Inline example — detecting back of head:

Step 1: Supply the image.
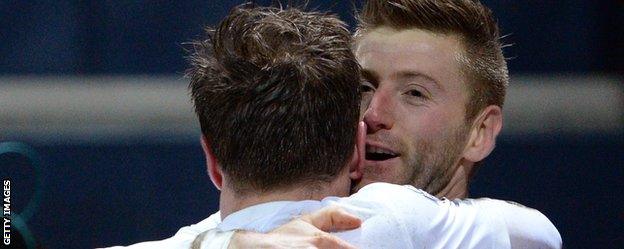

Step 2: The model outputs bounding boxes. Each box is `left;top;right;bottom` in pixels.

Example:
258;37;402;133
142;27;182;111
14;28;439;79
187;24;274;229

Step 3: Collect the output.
357;0;508;121
187;4;360;195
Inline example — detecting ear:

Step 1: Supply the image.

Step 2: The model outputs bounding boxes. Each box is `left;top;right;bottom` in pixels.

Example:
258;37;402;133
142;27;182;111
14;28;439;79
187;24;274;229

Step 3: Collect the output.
462;105;503;163
349;121;367;181
201;135;223;190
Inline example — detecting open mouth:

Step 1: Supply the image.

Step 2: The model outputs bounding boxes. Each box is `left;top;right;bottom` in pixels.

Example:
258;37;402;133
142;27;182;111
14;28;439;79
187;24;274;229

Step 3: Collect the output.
365;145;399;161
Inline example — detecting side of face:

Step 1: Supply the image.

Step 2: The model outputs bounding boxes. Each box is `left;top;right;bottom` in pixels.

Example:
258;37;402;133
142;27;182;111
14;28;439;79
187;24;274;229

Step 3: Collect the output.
354;27;472;195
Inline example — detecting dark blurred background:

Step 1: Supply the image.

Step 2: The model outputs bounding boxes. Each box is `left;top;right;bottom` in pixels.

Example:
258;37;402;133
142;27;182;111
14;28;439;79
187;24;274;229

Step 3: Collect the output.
1;1;622;248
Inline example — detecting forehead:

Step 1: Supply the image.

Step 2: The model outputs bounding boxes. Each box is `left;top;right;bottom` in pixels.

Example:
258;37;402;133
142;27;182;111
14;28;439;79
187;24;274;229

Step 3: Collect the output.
354;27;465;84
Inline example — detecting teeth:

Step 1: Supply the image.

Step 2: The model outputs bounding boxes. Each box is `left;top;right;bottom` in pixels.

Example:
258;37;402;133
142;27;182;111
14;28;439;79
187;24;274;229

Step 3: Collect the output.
366;146;397;156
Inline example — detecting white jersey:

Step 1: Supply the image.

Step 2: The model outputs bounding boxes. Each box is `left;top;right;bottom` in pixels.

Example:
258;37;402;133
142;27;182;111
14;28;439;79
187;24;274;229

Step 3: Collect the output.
106;183;561;249
101;212;221;249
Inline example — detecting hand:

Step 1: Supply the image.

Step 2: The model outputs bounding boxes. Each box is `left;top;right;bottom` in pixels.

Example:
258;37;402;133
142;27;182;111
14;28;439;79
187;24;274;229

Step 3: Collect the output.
228;206;362;248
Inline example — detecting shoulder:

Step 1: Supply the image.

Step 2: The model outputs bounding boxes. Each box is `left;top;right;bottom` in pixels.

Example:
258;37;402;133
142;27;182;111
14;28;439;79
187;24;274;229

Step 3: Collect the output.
325;183;441;247
335;184;511;247
469;198;556;228
341;183;444;222
101;212;222;249
343;183;447;228
468;198;562;249
350;182;440;204
179;211;222;236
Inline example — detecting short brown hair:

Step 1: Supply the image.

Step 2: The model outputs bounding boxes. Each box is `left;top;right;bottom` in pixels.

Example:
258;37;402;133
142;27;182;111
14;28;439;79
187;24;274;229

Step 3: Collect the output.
187;5;360;194
357;0;508;121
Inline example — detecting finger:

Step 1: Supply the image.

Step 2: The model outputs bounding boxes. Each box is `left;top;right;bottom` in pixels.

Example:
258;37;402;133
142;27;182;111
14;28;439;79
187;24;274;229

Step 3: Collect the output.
312;232;358;249
302;206;362;232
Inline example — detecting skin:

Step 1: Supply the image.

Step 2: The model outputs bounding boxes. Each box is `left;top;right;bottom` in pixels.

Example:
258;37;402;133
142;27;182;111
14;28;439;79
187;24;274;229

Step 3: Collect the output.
356;27;474;197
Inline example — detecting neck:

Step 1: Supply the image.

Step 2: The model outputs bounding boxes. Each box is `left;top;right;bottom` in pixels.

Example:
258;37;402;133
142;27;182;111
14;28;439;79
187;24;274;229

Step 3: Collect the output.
219;179;350;219
436;160;472;199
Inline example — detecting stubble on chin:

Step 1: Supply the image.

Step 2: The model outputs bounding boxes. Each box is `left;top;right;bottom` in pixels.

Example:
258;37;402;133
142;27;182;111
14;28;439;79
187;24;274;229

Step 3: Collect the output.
354;123;469;195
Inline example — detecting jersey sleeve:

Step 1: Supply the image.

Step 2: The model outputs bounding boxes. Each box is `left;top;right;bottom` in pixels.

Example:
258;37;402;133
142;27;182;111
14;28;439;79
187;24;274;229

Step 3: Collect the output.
474;198;563;249
99;211;223;249
345;183;513;248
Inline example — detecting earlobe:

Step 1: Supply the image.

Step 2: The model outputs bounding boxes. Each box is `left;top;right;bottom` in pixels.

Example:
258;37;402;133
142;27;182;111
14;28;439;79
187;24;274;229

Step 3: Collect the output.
201;136;223;190
349;121;367;180
463;106;503;163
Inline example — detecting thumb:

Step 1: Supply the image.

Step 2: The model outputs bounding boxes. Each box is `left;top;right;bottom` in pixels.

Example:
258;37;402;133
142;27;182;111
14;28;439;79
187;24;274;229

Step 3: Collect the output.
300;206;362;232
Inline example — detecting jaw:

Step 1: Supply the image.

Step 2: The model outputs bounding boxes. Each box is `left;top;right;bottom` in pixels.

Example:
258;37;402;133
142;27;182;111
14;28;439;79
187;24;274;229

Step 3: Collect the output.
433;160;472;199
355;152;469;198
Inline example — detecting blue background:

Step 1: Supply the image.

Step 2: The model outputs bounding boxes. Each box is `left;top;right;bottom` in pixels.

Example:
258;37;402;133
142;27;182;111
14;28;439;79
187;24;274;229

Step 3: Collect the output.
1;1;623;248
1;1;622;75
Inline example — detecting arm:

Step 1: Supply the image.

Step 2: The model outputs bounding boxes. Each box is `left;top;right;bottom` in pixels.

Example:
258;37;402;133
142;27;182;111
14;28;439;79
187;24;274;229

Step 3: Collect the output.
193;206;361;249
351;183;562;248
477;199;562;249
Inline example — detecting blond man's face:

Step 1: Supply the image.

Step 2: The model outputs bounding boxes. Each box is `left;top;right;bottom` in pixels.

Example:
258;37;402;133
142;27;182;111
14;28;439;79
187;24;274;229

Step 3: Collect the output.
354;27;471;195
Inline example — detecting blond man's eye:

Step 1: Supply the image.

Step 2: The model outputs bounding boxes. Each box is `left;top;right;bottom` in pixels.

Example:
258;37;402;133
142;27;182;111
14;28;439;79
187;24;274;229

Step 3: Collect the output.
407;89;423;97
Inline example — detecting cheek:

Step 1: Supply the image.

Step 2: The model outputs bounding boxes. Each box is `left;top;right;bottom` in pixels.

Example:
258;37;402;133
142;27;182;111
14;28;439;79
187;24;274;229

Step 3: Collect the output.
400;110;450;142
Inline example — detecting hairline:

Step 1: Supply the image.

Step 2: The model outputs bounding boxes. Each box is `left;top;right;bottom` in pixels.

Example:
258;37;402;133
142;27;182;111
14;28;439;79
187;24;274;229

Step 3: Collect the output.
354;25;484;123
